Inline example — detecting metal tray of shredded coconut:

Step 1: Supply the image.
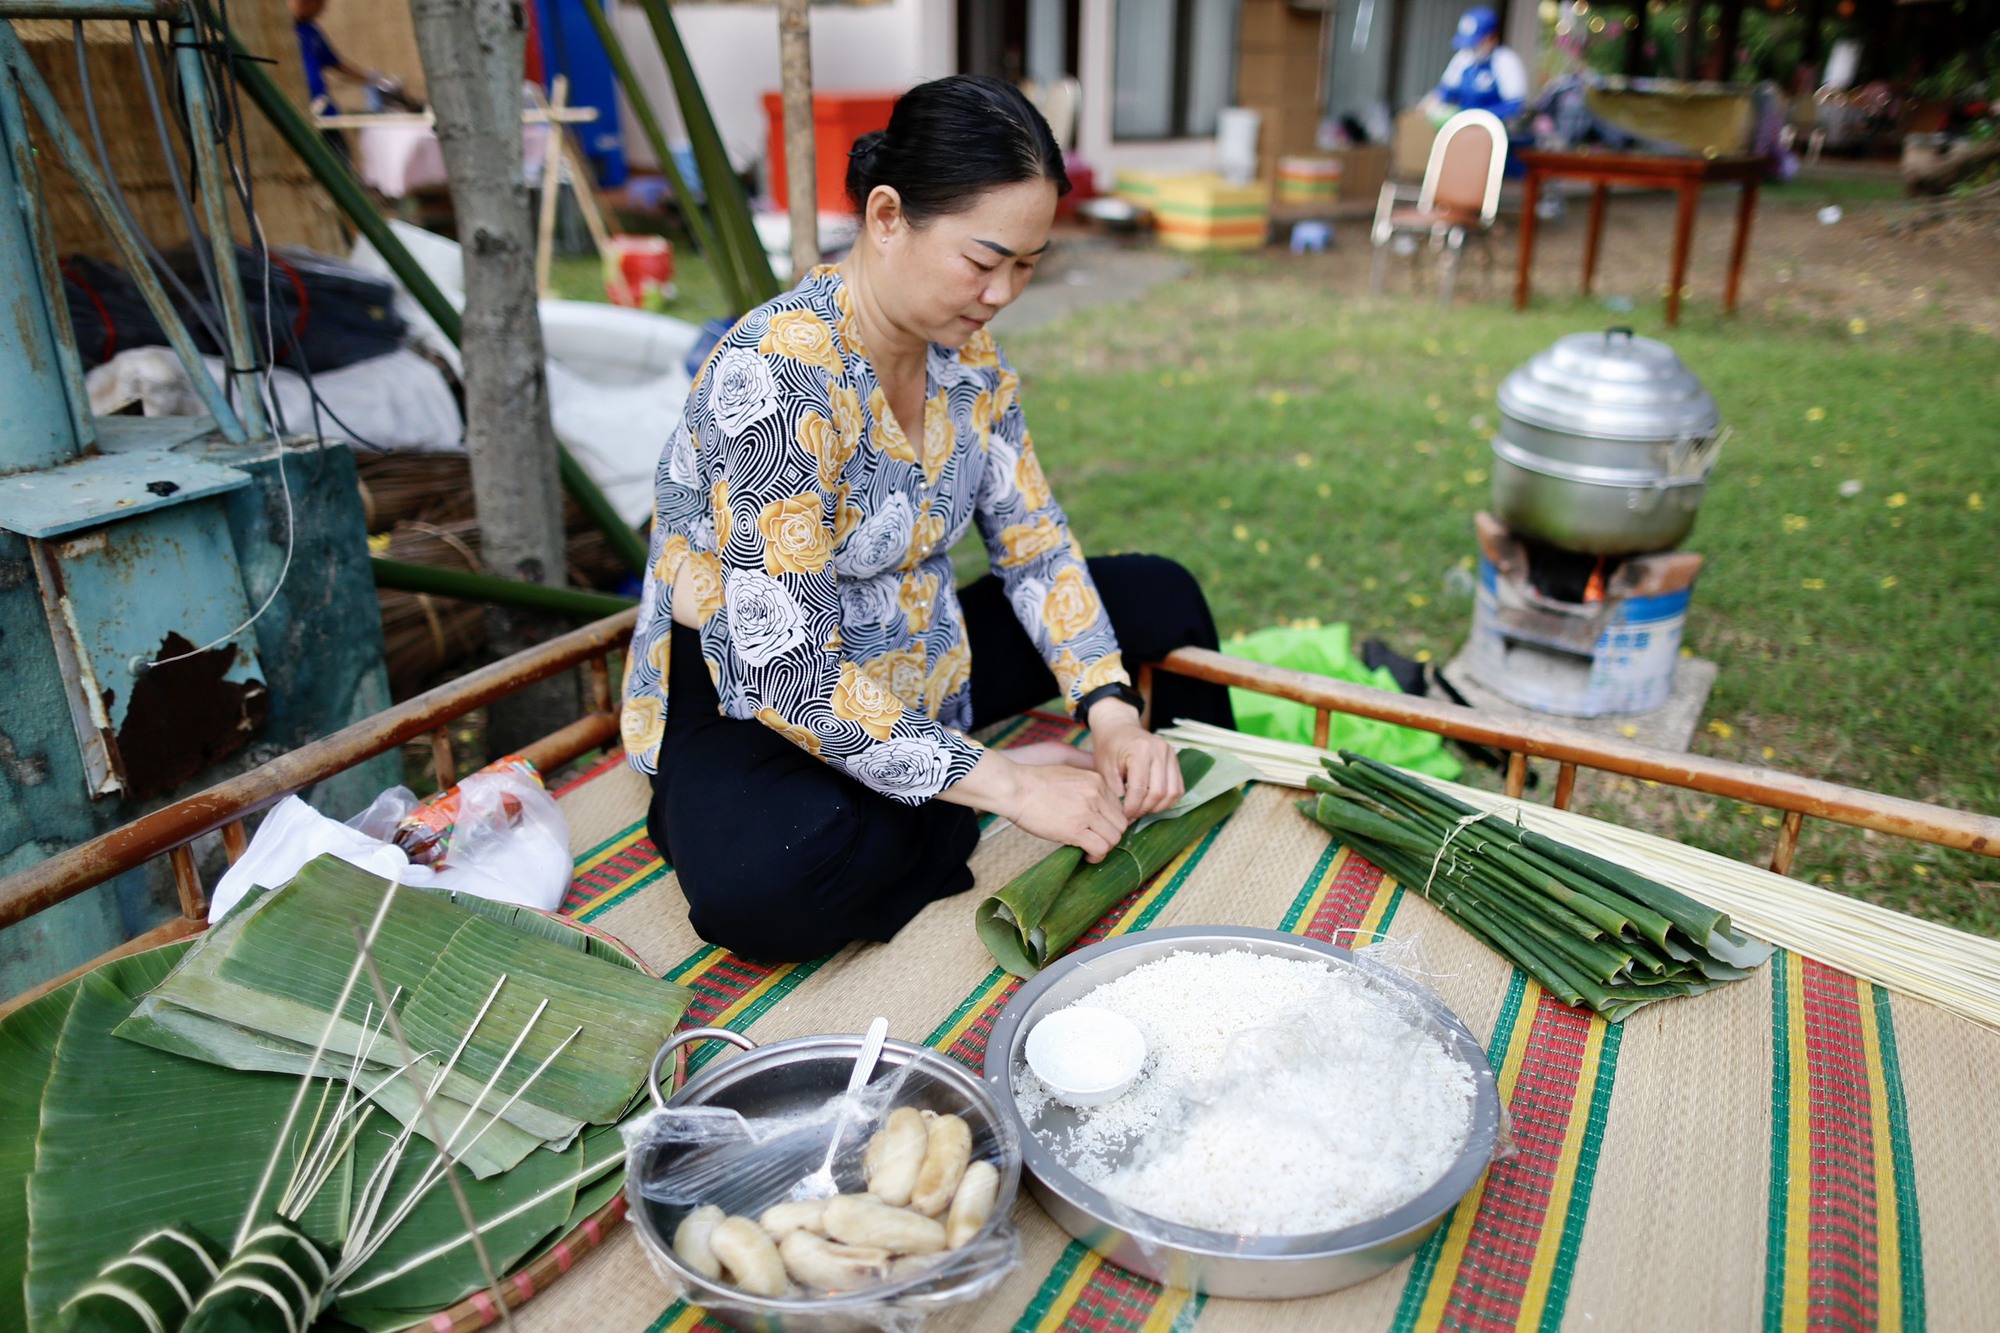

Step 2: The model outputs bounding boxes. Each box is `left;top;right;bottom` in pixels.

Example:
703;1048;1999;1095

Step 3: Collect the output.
984;926;1501;1299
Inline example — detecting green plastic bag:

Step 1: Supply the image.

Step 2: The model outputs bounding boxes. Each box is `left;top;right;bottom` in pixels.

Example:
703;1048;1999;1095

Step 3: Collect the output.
1221;623;1463;781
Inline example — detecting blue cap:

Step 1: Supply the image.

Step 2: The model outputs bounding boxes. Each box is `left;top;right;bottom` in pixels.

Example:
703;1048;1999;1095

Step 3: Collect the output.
1453;6;1499;48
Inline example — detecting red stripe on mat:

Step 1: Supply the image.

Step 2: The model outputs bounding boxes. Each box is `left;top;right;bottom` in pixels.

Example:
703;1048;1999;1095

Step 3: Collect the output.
1431;995;1597;1330
1798;957;1881;1327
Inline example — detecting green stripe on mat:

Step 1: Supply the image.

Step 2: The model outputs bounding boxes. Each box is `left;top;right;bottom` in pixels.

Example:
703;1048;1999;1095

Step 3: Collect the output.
1873;984;1927;1331
1011;1241;1091;1333
1276;840;1341;933
1762;951;1793;1333
1539;1017;1625;1333
1389;968;1531;1333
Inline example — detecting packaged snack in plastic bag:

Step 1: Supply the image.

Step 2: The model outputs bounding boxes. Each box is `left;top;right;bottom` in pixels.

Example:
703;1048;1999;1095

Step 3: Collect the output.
622;1043;1020;1331
393;755;541;864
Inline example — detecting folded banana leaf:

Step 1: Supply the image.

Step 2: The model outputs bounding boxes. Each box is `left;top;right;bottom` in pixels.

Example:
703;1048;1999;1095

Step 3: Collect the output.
977;748;1251;977
4;875;679;1332
117;856;691;1164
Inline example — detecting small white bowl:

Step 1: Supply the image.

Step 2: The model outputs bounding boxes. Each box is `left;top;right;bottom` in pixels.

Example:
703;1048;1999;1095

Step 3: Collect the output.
1025;1006;1147;1108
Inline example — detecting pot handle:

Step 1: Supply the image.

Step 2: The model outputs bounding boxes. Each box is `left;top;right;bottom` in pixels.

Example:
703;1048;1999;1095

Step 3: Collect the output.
648;1027;759;1109
1604;326;1635;345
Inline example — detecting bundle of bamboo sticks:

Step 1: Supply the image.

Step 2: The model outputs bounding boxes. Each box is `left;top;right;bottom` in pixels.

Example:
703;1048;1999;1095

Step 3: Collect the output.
1159;720;2000;1033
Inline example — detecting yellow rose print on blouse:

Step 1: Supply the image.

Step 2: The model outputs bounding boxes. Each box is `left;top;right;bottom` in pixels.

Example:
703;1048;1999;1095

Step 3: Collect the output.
869;386;919;465
1051;649;1084;701
920;393;954;486
994;368;1019;421
898;569;940;631
757;493;832;575
647;626;673;675
958;328;1000;369
970;390;996;451
995;515;1065;568
1042;565;1103;645
905;500;947;569
681;549;725;623
862;646;927;705
654;532;691;584
759;308;842;375
832;281;867;357
711;477;733;547
831;660;903;740
756;706;822;756
829;383;864;458
795;409;856;491
620;694;664;759
1015;435;1053;510
923;638;972;715
1077;651;1129;696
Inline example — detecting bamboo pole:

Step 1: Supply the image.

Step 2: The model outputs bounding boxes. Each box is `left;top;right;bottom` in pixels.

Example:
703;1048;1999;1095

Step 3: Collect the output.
207;4;648;576
777;0;818;278
574;0;723;269
372;557;637;618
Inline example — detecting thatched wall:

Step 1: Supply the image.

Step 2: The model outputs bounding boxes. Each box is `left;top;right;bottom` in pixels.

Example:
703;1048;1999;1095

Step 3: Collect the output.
15;13;345;261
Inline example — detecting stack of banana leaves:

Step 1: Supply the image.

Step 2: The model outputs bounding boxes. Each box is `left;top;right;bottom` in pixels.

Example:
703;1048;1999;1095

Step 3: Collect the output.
977;747;1255;978
1;855;691;1332
1298;753;1772;1021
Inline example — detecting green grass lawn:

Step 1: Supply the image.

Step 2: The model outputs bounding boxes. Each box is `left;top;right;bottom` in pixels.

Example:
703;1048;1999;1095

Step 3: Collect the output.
558;242;1999;936
995;253;1998;935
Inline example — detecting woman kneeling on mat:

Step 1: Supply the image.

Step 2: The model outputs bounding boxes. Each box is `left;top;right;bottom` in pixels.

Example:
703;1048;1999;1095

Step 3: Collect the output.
621;75;1233;961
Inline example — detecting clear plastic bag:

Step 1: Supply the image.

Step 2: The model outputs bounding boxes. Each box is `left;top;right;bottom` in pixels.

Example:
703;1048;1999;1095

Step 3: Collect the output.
621;1070;1020;1333
401;767;571;912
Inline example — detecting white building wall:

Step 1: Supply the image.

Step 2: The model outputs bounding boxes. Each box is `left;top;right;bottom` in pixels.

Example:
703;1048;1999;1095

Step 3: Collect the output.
1075;0;1223;178
613;0;956;178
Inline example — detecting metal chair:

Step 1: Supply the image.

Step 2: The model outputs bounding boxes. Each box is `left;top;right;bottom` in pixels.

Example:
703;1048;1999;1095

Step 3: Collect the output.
1369;109;1509;307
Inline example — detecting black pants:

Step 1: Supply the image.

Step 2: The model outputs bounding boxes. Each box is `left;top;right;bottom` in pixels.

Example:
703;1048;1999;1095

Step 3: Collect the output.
647;554;1233;961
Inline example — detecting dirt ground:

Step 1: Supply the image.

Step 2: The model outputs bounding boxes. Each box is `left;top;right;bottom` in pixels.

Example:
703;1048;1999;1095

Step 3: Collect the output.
1332;164;2000;334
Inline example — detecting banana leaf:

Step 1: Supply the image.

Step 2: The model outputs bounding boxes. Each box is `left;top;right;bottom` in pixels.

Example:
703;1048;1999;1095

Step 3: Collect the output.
119;856;691;1155
19;948;577;1330
54;1222;225;1333
977;748;1250;978
1;986;82;1332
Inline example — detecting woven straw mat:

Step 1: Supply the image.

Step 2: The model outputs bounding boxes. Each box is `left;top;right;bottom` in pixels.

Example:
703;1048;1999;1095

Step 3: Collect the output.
520;713;2000;1333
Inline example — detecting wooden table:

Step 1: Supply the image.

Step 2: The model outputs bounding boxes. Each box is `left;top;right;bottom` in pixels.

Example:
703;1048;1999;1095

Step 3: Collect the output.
1513;150;1769;326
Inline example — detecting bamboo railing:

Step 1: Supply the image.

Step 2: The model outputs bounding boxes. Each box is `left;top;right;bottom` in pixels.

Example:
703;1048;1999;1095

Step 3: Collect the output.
5;613;1995;1021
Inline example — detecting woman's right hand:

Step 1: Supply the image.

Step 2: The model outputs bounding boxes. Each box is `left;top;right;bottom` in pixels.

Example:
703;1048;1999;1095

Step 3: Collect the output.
939;751;1129;861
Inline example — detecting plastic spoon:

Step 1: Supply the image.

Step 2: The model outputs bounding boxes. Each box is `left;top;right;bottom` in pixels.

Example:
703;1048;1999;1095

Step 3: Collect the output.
791;1015;889;1201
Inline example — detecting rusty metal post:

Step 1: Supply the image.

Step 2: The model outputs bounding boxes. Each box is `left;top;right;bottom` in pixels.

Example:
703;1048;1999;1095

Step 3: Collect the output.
1504;751;1528;799
171;13;268;438
1770;809;1804;876
431;726;456;790
0;24;245;441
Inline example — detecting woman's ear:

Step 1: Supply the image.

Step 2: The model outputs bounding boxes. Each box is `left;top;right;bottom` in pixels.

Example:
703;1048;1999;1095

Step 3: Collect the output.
865;185;905;247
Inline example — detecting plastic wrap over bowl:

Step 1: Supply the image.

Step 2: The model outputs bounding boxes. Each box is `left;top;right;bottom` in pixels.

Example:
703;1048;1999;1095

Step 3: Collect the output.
627;1029;1023;1333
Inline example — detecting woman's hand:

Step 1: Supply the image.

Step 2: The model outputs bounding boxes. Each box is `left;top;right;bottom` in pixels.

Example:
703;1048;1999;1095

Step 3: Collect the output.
937;750;1128;861
1086;699;1184;819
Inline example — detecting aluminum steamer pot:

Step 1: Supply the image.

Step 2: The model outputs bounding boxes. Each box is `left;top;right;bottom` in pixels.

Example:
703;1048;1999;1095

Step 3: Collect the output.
985;927;1501;1299
1493;327;1724;555
628;1028;1023;1333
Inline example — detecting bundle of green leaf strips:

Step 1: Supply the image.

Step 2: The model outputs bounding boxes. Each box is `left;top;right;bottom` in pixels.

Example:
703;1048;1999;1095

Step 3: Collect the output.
1299;753;1772;1021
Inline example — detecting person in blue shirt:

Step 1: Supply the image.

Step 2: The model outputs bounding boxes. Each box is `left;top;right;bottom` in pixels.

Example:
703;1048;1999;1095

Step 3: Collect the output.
1431;7;1528;123
290;0;371;115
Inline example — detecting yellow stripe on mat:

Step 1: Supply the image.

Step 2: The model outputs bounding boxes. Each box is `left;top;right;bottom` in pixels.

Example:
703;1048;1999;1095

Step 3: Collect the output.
1026;1253;1107;1333
1410;978;1546;1330
1514;1015;1612;1332
1860;993;1904;1333
1781;951;1813;1329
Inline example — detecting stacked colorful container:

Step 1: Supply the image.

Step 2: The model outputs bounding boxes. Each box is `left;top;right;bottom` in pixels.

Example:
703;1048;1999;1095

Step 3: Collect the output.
1276;156;1344;209
1116;172;1269;252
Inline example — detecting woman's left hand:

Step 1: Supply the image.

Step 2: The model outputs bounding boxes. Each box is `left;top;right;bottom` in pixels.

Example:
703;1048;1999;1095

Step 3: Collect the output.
1086;699;1184;820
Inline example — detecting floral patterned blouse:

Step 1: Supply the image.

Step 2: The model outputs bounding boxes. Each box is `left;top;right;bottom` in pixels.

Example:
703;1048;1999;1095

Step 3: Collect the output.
619;265;1129;805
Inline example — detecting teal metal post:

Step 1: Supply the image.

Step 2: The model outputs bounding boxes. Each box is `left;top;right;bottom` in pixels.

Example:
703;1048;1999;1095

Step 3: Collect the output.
0;71;81;471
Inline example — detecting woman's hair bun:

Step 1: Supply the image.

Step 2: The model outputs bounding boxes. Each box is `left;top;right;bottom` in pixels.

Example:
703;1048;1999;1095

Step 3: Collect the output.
842;76;1068;224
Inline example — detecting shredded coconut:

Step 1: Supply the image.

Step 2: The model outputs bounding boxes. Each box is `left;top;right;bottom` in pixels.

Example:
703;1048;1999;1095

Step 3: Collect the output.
1015;949;1474;1236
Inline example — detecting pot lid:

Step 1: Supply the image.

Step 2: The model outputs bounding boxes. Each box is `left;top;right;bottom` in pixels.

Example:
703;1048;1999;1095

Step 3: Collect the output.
1497;328;1719;442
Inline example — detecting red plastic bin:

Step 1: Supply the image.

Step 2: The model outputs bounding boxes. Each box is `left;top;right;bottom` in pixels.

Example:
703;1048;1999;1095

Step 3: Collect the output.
761;90;902;214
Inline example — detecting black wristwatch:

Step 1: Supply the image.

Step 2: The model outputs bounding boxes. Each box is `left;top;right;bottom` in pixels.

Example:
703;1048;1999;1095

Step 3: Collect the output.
1076;680;1145;729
